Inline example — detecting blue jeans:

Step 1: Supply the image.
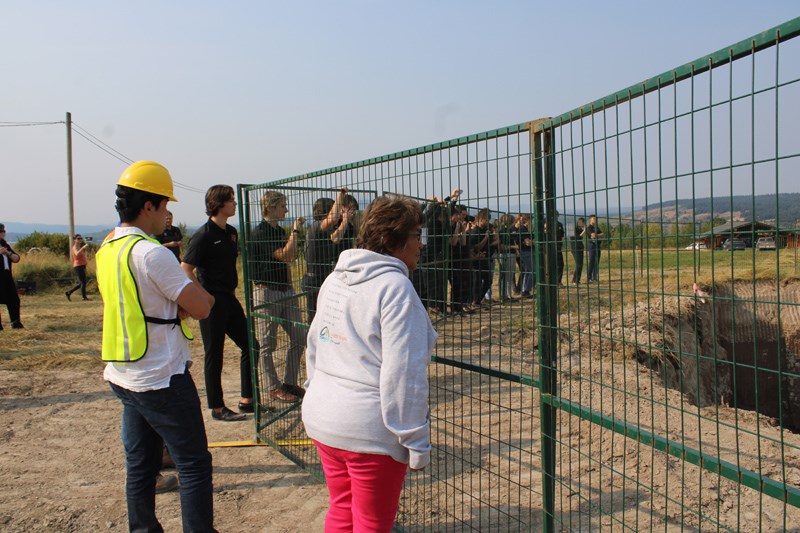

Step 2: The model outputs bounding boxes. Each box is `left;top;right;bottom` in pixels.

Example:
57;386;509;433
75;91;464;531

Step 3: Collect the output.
587;242;600;281
110;370;215;533
520;250;535;293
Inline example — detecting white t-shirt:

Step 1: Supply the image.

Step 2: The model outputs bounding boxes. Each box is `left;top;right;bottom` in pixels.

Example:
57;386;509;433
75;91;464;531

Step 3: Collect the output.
103;226;193;392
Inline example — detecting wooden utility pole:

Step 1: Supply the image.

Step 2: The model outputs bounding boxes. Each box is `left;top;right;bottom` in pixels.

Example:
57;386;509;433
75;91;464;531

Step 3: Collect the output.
66;112;75;243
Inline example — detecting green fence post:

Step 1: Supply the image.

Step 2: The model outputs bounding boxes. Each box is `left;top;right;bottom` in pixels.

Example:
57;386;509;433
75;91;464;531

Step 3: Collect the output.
534;127;558;533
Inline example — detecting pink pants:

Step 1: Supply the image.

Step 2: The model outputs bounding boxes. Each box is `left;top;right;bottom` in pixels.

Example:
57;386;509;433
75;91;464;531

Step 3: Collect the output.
314;440;408;533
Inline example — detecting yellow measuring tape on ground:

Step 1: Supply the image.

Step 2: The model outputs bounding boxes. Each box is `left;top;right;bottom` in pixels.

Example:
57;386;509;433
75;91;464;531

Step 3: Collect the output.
208;438;313;448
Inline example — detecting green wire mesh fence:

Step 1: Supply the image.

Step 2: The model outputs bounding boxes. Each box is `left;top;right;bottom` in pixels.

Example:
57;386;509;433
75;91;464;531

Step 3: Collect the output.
238;17;800;531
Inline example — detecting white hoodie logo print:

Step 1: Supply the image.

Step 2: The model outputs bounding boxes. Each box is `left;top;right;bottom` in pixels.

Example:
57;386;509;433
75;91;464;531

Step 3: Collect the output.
319;326;340;344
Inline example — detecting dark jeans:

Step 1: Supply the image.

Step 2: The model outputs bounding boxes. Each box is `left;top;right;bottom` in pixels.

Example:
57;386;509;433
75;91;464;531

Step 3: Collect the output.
572;249;584;283
110;371;216;533
556;251;564;284
420;258;447;311
449;257;471;312
587;242;601;281
472;258;493;304
67;265;88;299
0;270;20;327
198;291;253;409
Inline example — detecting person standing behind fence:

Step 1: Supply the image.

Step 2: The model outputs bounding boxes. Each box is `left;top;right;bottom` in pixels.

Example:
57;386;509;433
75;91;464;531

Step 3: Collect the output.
516;214;535;298
66;234;90;301
497;214;518;301
98;161;215;532
181;185;254;421
417;189;460;314
586;214;605;282
449;205;472;314
251;191;307;403
302;189;357;324
572;217;586;284
156;210;183;262
302;194;437;533
555;211;565;286
469;208;495;306
0;223;22;330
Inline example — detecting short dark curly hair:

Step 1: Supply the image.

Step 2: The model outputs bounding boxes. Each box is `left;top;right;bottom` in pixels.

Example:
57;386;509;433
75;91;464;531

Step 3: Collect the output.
356;195;423;255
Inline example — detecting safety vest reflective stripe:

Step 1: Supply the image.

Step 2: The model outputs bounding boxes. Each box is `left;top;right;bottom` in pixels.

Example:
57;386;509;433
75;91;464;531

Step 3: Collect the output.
115;236;139;361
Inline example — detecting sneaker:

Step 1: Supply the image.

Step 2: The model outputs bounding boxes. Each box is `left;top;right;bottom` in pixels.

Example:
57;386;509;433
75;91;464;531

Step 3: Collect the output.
155;473;179;493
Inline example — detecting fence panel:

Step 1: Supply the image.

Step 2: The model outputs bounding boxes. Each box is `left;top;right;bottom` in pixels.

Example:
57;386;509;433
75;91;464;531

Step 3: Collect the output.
238;17;800;531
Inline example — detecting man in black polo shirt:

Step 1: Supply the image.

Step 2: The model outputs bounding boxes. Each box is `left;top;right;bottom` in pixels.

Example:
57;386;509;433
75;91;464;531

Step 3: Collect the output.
251;191;307;403
155;210;183;262
182;185;253;421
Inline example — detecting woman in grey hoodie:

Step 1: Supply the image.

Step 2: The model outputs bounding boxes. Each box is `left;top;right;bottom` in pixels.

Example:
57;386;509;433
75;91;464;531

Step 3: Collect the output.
302;195;438;532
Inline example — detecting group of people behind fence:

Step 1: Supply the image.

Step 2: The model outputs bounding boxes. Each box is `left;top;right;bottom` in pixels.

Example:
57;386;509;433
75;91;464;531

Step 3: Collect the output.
409;195;607;316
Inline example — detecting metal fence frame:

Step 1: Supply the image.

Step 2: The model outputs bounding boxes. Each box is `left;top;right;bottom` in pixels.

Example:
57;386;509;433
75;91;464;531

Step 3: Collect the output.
239;17;800;531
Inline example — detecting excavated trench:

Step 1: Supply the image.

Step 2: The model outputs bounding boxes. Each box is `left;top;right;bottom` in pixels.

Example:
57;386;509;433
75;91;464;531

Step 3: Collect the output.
655;280;800;432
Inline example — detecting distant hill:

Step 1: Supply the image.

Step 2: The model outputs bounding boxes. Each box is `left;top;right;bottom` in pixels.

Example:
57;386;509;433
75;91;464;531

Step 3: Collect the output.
2;221;240;245
2;223;115;244
632;193;800;226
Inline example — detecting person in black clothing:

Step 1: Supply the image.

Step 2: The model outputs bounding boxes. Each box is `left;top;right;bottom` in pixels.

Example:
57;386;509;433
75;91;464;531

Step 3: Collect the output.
181;185;253;421
555;212;565;286
497;214;518;301
586;214;605;282
251;190;307;403
572;217;586;284
449;205;473;314
302;189;357;323
0;223;23;330
469;208;496;306
414;189;462;314
156;210;183;262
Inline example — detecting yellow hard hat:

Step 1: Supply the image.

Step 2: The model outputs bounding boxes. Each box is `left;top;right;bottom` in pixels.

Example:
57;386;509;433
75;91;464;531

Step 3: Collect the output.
117;160;177;202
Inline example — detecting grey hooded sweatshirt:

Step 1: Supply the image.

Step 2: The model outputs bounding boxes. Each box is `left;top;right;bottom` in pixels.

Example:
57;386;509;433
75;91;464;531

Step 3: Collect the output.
302;248;438;469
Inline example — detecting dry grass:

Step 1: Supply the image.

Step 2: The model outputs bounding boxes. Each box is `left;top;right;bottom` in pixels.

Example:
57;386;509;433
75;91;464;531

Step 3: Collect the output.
0;291;104;371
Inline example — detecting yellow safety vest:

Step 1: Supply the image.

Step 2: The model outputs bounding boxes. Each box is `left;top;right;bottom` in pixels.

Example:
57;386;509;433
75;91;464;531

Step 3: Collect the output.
97;233;193;362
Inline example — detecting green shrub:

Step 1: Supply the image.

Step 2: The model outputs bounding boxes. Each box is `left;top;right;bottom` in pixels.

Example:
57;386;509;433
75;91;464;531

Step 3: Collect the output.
15;232;70;257
15;250;76;292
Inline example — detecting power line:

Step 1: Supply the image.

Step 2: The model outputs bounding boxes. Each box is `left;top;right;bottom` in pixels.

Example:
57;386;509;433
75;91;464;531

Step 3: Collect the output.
0;121;63;127
68;123;205;193
72;122;134;163
6;117;207;195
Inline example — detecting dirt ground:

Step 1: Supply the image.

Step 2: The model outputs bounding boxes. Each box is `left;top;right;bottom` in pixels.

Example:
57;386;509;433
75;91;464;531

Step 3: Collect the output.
0;293;329;533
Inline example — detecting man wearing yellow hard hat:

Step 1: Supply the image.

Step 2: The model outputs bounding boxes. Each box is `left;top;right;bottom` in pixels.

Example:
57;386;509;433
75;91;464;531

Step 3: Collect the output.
96;160;218;532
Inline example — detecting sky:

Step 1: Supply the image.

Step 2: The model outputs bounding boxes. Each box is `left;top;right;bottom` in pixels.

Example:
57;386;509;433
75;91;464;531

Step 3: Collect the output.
2;1;798;228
